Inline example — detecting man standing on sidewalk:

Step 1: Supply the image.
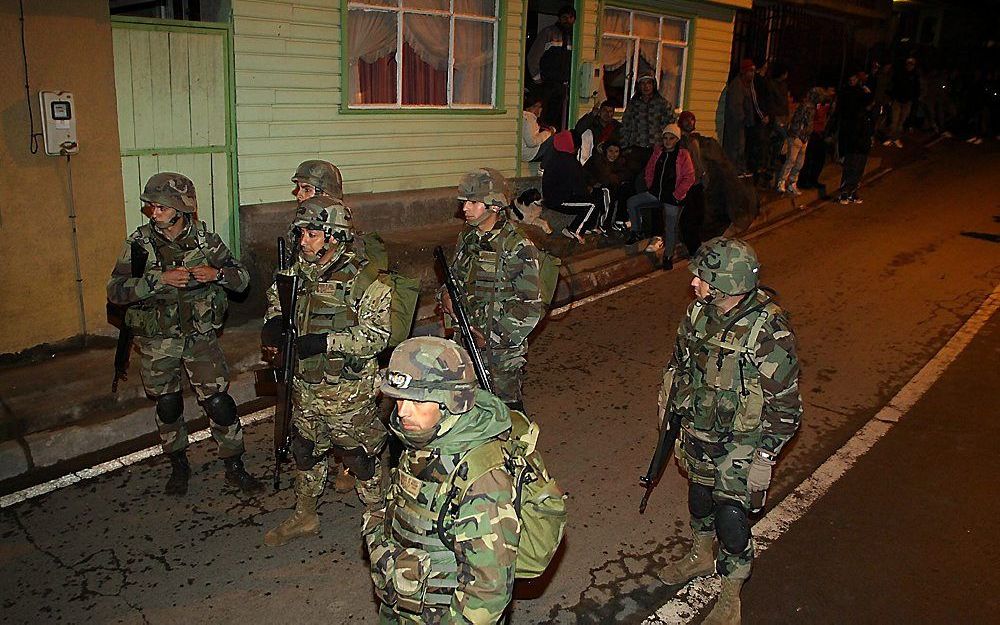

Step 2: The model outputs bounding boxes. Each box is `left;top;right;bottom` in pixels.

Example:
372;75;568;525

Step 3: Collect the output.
261;196;392;546
107;172;262;496
441;169;544;412
656;237;802;624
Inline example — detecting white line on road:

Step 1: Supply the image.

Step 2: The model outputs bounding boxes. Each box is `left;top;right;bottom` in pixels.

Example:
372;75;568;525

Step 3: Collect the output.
0;407;275;509
645;281;1000;624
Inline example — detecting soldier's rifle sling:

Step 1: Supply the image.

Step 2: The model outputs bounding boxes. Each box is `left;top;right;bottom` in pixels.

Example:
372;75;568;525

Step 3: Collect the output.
111;242;149;393
273;237;300;491
434;246;495;394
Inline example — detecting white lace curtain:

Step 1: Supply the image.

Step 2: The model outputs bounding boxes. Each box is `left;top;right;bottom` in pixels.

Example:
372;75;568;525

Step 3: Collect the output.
348;7;494;105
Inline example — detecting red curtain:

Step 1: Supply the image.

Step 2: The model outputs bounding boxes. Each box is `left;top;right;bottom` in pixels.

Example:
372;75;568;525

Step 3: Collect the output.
357;42;447;105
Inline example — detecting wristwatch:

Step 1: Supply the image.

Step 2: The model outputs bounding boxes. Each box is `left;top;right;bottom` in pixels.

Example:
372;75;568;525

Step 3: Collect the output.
215;267;224;282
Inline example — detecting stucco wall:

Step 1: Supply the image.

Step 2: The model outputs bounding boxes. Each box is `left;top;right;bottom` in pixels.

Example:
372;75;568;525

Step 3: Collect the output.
0;0;125;354
232;0;525;202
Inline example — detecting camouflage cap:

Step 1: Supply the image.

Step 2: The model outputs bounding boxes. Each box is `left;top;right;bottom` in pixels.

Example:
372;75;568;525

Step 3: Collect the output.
292;195;353;240
140;172;197;214
382;337;478;414
689;236;760;295
457;168;510;210
292;160;344;200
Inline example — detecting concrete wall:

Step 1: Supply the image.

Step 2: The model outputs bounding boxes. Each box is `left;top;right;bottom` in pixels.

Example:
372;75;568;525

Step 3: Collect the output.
0;1;125;355
232;0;525;203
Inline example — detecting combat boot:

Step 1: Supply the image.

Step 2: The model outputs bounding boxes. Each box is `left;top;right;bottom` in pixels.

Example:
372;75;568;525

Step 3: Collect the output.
702;576;744;625
264;494;320;547
656;532;716;585
164;450;190;497
223;456;265;494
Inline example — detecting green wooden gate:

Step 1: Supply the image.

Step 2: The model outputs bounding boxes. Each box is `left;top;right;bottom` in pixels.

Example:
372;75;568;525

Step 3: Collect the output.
111;17;239;252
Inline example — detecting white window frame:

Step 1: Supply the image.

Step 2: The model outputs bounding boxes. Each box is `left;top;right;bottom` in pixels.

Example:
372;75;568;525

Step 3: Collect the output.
347;0;500;110
600;8;690;111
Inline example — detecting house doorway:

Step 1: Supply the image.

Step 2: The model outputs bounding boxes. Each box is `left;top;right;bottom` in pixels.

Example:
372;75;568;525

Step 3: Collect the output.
524;0;578;131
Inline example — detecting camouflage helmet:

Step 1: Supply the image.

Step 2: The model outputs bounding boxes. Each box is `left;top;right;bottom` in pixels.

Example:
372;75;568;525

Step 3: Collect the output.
457;168;511;210
689;237;760;295
292;160;344;200
292;195;354;241
140;172;197;214
382;337;478;414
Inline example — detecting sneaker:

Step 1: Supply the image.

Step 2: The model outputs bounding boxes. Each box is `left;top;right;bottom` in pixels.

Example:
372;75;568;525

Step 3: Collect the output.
882;139;894;147
850;195;864;204
894;139;904;148
560;227;578;242
776;181;787;193
789;183;802;196
941;131;953;138
611;221;627;232
971;137;983;145
838;195;851;205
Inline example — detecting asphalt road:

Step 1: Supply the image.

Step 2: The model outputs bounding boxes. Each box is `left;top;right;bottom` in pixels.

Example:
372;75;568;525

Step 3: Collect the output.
1;139;998;625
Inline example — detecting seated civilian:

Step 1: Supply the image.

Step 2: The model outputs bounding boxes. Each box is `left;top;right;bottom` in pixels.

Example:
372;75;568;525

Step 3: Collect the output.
522;94;556;164
624;124;694;269
585;140;630;229
575;100;622;149
542;130;599;243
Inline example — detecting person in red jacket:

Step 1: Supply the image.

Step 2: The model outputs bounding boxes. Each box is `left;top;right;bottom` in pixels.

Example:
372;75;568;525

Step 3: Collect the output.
624;124;694;269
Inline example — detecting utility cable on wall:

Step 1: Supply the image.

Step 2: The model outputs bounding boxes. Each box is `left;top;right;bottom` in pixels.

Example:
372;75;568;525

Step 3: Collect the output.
65;154;88;345
19;0;42;154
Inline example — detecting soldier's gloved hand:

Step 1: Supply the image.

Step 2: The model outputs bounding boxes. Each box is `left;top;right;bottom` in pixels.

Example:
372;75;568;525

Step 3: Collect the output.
295;333;328;359
260;317;285;349
747;451;775;513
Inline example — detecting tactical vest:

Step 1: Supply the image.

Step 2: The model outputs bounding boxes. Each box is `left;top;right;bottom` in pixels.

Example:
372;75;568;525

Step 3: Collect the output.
294;251;378;384
125;221;228;338
678;296;777;436
373;451;471;614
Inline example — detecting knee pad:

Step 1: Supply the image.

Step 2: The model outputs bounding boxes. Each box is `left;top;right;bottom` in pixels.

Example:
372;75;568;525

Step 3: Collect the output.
688;482;715;519
338;448;377;481
156;392;184;424
290;431;320;471
715;502;751;554
202;392;238;427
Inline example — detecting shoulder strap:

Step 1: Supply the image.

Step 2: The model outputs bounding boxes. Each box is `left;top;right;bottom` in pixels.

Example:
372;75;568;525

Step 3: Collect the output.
435;439;507;550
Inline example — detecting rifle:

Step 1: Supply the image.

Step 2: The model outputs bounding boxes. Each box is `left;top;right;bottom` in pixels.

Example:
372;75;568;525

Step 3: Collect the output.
273;237;301;491
111;241;149;392
434;246;494;394
638;410;682;514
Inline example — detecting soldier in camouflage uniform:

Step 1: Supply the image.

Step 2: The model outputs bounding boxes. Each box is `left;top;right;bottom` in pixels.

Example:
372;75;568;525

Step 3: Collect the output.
262;195;392;547
656;237;802;625
366;336;520;624
107;173;263;496
442;169;544;411
291;159;344;203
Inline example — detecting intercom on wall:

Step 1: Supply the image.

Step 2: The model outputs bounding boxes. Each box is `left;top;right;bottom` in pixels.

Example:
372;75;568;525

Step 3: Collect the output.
38;91;79;155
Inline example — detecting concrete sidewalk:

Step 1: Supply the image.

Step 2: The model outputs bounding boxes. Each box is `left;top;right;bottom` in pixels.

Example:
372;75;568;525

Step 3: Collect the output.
0;143;898;495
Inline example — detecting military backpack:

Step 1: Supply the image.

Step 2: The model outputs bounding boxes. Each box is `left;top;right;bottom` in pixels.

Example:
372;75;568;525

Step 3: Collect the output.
352;232;420;349
436;410;567;578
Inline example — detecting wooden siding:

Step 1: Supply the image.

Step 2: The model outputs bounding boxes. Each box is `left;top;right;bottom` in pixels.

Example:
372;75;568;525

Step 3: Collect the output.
232;0;524;201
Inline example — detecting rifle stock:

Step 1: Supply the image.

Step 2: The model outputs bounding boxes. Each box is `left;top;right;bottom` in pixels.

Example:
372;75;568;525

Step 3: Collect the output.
434;246;495;394
272;238;300;491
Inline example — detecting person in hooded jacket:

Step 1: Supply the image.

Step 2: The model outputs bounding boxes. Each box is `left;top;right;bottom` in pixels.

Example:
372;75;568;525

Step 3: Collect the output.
542;130;599;242
624;124;695;269
621;74;677;175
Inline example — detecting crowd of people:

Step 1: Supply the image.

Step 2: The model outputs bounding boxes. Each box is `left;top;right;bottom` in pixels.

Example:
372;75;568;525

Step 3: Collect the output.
521;50;998;263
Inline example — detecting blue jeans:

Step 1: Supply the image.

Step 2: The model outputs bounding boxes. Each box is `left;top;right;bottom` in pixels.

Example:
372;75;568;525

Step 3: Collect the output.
626;192;681;256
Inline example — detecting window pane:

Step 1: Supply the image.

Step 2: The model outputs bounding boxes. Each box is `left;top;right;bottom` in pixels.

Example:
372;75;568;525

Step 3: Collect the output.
601;36;633;108
402;13;449;105
453;19;494;104
403;0;449;10
638;40;657;78
659;45;684;108
455;0;496;17
662;18;687;42
603;8;630;34
348;8;398;105
634;14;658;38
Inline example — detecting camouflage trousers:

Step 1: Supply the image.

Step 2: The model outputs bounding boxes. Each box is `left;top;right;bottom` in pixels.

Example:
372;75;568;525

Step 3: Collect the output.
679;428;759;579
292;396;387;504
379;602;457;625
136;333;243;458
485;346;527;405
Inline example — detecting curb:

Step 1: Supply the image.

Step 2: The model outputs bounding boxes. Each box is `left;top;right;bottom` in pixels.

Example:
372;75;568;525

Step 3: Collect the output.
0;161;896;497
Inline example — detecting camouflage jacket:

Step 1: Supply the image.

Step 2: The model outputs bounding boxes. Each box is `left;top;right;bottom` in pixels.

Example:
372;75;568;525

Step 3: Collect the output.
449;218;544;356
265;245;392;413
365;390;520;624
663;290;802;456
107;219;248;338
621;92;677;149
